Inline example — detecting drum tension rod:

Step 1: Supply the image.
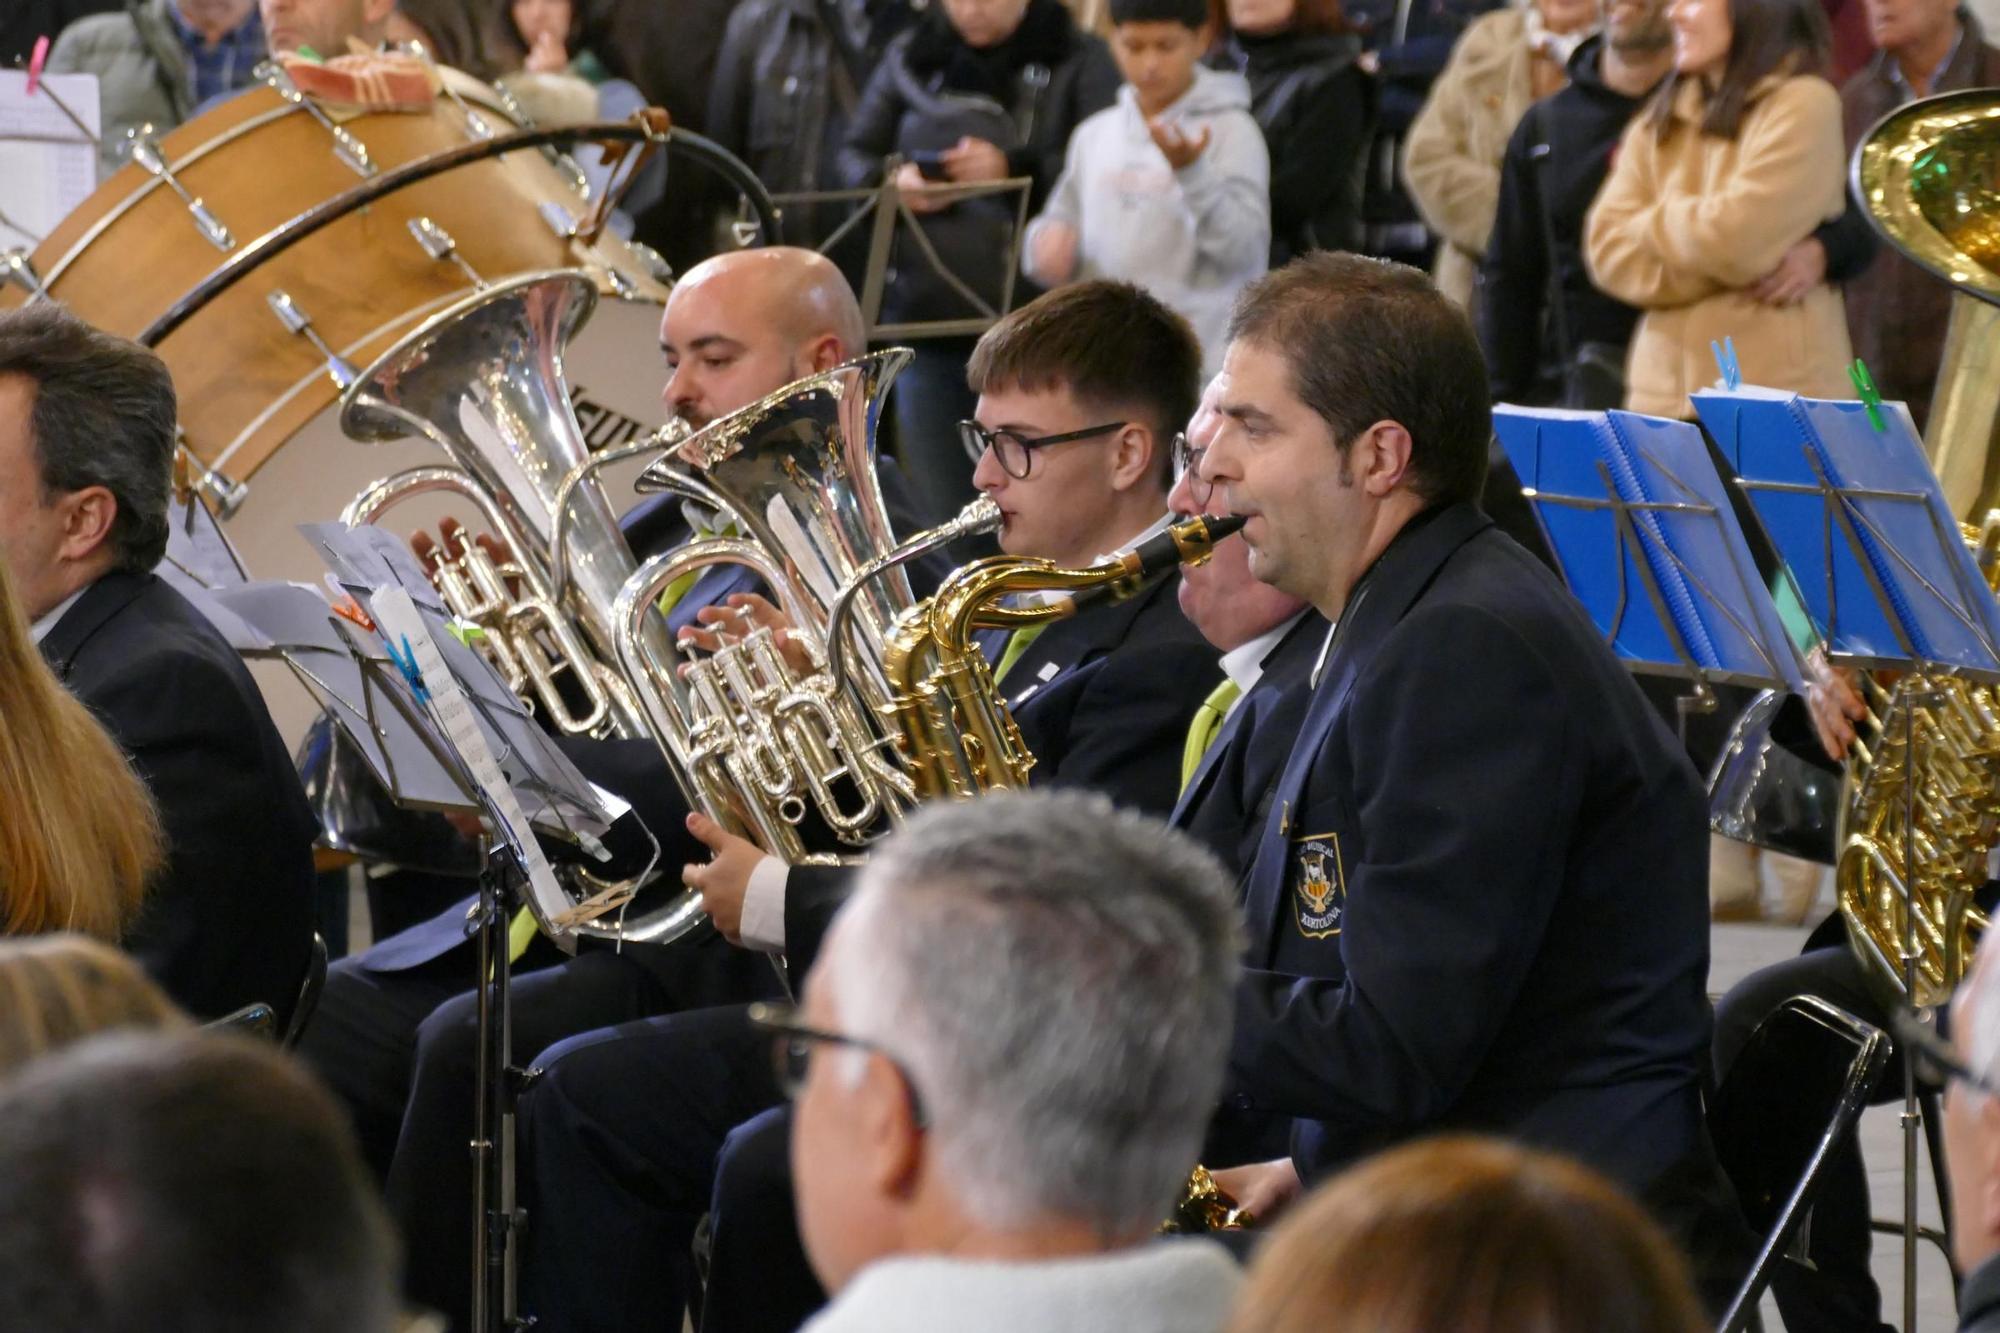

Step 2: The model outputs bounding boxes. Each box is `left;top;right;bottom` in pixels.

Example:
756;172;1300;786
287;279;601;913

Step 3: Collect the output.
256;61;378;179
266;290;358;389
1;249;50;302
408;217;487;290
127;129;234;252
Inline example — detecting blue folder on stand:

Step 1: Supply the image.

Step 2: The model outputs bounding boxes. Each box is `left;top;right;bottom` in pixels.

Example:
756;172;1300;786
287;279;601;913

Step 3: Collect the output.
1693;385;2000;677
1494;405;1807;695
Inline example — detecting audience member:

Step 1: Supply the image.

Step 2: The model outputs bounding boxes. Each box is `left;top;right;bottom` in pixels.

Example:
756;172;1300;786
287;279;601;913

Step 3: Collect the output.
0;306;317;1025
1480;0;1878;410
1024;0;1270;378
0;935;184;1076
837;0;1120;526
489;0;602;123
47;0;266;178
260;0;389;57
385;0;491;76
707;0;920;256
1586;0;1854;419
1345;0;1502;266
1403;0;1599;310
1217;0;1373;263
1226;1136;1710;1333
0;1031;400;1333
0;558;159;941
1945;938;2000;1333
1841;0;2000;434
783;791;1246;1333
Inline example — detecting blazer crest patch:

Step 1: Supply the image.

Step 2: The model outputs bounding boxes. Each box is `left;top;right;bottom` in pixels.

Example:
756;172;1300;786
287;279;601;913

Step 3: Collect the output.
1291;831;1346;939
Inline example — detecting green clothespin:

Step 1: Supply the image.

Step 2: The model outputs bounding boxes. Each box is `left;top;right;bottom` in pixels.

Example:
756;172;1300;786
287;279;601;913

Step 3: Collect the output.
1849;358;1886;433
295;44;322;61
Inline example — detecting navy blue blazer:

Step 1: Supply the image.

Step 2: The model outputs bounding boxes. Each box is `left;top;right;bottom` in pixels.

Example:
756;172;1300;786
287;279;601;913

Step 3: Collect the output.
1227;502;1715;1207
1171;611;1330;879
782;571;1220;977
39;571;318;1023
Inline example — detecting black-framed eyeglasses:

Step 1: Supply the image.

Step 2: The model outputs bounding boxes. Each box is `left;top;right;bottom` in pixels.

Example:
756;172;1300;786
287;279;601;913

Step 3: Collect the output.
958;419;1126;479
1170;431;1215;508
1891;1009;2000;1098
747;1001;929;1127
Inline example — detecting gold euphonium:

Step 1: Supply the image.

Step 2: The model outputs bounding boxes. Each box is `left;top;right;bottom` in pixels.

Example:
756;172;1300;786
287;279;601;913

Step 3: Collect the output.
1837;93;2000;1007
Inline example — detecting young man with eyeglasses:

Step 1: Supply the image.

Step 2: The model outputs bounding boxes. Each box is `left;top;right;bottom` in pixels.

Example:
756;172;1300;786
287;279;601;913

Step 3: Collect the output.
511;278;1222;1333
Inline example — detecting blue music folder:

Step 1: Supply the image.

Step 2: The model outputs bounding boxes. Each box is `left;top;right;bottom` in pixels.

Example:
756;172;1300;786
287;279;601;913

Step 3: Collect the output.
1693;384;2000;676
1494;405;1808;695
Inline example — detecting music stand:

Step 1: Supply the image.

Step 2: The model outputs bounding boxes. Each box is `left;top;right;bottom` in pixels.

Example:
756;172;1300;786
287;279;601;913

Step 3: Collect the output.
1493;405;1808;740
1695;382;2000;1333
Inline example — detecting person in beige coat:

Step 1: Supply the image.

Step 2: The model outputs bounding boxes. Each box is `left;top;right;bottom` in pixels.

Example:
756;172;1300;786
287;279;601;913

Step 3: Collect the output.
1403;0;1599;310
1584;0;1853;421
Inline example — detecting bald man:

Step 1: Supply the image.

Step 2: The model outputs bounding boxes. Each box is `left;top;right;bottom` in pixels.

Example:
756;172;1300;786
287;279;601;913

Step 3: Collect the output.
259;0;389;56
298;247;936;1332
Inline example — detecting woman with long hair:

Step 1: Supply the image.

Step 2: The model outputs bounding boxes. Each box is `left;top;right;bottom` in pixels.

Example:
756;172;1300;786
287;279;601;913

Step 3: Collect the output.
1227;1136;1709;1333
1585;0;1852;419
0;557;161;940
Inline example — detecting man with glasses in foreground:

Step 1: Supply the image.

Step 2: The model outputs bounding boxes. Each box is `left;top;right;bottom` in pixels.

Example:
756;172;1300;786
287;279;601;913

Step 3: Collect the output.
1941;940;2000;1333
766;789;1247;1333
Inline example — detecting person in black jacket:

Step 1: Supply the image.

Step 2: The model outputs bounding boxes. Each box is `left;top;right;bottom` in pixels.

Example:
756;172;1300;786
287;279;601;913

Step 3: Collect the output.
1219;0;1374;263
1478;0;1879;407
0;305;316;1026
1197;253;1748;1313
705;0;919;262
835;0;1119;527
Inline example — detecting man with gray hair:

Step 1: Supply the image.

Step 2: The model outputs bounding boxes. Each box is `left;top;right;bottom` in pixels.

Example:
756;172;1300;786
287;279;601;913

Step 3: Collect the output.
1944;939;2000;1332
0;304;316;1023
771;789;1246;1331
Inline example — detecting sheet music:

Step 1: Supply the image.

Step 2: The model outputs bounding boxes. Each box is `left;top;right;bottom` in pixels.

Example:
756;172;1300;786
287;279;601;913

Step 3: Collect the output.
0;71;101;247
372;587;572;936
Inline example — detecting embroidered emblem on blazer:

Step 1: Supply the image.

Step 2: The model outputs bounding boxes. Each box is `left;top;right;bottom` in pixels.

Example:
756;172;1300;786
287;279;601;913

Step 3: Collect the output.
1292;831;1346;939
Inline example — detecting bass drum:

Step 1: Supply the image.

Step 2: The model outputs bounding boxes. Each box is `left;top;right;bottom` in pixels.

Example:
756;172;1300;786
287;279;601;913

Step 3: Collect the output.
2;65;690;738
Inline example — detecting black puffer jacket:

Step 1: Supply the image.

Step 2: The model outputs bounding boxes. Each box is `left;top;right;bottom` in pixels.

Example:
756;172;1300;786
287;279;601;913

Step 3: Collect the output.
836;0;1118;322
1220;28;1374;262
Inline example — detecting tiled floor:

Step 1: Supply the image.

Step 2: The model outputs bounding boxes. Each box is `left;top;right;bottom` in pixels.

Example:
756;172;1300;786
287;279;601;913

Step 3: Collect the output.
1712;865;1960;1333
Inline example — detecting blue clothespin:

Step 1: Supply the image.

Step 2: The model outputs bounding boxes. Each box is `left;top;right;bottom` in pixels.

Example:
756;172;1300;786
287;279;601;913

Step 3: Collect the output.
1710;337;1743;391
1849;358;1887;433
386;634;430;703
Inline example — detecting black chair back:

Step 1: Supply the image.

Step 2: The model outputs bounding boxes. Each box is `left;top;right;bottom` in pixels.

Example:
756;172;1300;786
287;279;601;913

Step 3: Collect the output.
1709;994;1891;1333
282;932;329;1050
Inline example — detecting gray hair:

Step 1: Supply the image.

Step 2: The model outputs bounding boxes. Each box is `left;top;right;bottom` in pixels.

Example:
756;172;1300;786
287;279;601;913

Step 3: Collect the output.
0;306;177;573
1960;937;2000;1103
833;791;1245;1235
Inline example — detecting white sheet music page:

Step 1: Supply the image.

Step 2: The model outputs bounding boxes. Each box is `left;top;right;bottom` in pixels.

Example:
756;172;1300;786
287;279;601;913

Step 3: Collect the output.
371;586;576;948
0;71;102;248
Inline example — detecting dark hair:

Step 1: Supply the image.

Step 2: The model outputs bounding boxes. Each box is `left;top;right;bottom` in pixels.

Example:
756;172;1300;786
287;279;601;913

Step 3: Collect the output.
1225;252;1489;506
966;280;1201;487
1228;1137;1709;1333
1111;0;1212;26
1226;0;1349;35
396;0;494;78
0;1031;401;1333
1647;0;1829;139
0;305;175;574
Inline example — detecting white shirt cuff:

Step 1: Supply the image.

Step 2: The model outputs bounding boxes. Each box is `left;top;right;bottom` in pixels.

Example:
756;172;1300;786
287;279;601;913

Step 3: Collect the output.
739;856;790;954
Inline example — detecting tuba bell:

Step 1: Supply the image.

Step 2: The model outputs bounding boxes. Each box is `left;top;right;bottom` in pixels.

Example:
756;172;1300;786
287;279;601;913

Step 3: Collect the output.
338;269;702;943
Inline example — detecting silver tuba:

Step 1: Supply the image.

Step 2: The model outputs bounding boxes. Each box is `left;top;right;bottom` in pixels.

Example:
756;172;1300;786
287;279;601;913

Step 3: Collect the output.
338;269;701;943
608;350;1001;864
